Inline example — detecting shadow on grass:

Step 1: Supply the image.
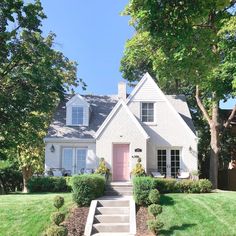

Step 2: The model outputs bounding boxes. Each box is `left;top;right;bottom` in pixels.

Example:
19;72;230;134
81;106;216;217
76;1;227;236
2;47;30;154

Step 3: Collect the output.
159;223;197;235
160;195;175;206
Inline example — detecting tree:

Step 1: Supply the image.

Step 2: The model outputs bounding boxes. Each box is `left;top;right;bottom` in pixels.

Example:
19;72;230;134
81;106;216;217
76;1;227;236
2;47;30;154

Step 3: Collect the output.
0;0;86;191
121;0;236;188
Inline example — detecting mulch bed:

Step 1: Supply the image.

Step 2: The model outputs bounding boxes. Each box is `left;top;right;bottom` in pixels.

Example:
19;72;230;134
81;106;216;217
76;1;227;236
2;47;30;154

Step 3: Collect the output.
136;206;155;236
64;205;154;236
63;206;89;236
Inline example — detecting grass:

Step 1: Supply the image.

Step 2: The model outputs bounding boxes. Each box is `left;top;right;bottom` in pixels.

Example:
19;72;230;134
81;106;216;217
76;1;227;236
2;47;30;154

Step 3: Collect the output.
0;193;74;236
159;192;236;236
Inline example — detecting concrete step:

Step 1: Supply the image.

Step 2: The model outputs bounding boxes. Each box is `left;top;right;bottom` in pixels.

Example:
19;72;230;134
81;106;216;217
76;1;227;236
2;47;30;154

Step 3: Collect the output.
97;200;129;207
96;207;129;215
94;215;129;223
108;182;132;187
92;223;130;233
92;233;133;236
105;190;133;196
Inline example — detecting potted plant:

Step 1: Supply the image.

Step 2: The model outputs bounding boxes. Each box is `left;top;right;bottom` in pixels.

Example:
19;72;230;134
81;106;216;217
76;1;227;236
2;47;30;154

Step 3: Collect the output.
95;158;111;182
131;157;146;179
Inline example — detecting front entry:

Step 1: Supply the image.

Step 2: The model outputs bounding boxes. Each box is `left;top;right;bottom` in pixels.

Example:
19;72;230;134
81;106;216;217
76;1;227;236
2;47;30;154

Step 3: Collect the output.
113;144;130;181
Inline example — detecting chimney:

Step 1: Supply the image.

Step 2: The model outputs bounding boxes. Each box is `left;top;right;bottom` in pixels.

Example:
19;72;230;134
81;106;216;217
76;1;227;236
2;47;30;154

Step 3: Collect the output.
118;81;127;100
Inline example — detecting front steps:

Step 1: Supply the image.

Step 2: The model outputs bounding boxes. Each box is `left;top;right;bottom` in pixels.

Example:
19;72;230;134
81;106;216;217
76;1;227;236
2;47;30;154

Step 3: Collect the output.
105;182;133;196
84;198;136;236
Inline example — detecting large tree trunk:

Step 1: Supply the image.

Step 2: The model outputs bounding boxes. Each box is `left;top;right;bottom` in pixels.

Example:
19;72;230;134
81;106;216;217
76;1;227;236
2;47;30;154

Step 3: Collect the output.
209;99;220;189
22;166;33;193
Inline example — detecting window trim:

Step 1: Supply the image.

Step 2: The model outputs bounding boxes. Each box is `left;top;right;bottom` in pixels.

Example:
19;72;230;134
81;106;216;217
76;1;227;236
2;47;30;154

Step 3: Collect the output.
71;106;84;126
61;147;88;174
140;102;155;123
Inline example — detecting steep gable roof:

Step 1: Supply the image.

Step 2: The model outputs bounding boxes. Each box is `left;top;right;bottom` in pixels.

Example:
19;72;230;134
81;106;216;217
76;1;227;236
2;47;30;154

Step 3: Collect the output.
126;72;196;137
94;99;150;140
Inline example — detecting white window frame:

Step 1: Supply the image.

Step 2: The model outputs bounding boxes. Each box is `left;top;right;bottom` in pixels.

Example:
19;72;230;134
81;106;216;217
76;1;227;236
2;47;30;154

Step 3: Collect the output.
156;147;182;178
141;102;155;123
62;148;74;172
71;106;84;126
75;148;87;173
61;147;87;174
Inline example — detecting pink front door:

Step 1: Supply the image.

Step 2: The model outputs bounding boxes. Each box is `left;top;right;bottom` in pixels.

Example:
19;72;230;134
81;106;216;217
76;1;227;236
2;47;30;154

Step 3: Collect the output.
113;144;130;181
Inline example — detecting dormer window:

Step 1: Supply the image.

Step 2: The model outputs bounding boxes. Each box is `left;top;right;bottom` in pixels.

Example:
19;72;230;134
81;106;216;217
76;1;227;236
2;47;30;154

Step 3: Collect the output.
72;106;84;125
66;94;90;126
141;102;154;122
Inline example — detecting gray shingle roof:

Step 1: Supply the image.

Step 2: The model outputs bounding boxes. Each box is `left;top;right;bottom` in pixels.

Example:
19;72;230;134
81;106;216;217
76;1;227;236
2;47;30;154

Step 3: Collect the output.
166;95;196;134
46;94;195;139
46;95;118;139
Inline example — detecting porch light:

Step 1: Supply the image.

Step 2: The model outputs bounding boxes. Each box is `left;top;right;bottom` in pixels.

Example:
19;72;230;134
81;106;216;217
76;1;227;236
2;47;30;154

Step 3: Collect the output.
189;146;192;152
50;144;55;153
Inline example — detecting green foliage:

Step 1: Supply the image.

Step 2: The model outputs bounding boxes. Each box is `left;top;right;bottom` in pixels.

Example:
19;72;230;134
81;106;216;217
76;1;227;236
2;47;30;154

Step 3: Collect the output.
133;177;212;204
71;174;105;206
131;158;146;177
148;189;160;204
0;0;86;191
148;204;162;217
27;177;69;193
121;0;236;186
53;196;64;210
132;176;154;205
198;179;213;193
152;178;178;194
95;158;111;175
45;225;68;236
50;212;65;226
147;219;164;234
0;164;23;193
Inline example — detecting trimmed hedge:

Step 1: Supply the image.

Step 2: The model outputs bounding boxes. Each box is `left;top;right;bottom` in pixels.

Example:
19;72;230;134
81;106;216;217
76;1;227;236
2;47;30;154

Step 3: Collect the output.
0;166;23;193
133;177;212;205
72;174;105;206
27;177;71;193
133;176;154;205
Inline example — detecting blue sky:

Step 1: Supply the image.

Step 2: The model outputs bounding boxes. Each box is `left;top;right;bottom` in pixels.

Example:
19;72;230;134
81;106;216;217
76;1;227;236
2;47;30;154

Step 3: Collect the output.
40;0;235;109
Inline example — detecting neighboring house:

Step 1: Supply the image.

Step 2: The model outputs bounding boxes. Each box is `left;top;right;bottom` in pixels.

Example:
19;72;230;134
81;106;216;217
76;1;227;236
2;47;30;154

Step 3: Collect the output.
44;73;198;181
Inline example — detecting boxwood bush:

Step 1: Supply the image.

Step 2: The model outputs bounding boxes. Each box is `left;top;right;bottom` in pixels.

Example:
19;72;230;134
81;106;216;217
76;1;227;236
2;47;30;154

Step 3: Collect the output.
27;177;70;193
71;174;105;206
133;177;212;205
133;176;154;205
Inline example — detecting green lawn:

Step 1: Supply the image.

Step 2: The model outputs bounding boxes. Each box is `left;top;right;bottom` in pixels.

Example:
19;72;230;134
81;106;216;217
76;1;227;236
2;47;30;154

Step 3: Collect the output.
159;192;236;236
0;193;73;236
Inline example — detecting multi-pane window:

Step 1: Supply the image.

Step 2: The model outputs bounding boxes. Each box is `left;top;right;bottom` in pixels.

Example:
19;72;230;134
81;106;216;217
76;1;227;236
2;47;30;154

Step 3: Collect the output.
62;148;87;174
76;149;87;173
62;148;73;171
72;107;83;125
141;103;154;122
157;150;167;176
171;150;180;178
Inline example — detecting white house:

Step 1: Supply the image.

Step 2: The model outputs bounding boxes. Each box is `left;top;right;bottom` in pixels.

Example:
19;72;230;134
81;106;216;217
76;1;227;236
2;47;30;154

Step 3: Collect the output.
44;73;198;181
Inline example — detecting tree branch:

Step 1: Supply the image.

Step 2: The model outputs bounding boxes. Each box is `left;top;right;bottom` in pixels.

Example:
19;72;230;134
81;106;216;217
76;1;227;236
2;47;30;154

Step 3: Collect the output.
223;104;236;129
195;85;212;125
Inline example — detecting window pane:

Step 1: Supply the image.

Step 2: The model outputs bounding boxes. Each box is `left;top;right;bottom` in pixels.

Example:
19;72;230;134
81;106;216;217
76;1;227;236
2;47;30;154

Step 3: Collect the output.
72;107;83;125
62;148;73;171
76;149;87;173
141;103;154;122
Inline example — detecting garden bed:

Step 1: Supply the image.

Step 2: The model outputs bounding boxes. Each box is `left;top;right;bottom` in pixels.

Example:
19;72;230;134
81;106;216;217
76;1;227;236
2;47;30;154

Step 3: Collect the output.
63;206;89;236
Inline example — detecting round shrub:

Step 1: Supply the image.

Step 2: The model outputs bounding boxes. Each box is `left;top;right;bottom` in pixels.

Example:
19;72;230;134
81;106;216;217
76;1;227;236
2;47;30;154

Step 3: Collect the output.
53;196;64;210
148;204;162;217
72;174;105;206
46;225;68;236
147;219;164;234
148;189;160;204
51;212;65;226
198;179;212;193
